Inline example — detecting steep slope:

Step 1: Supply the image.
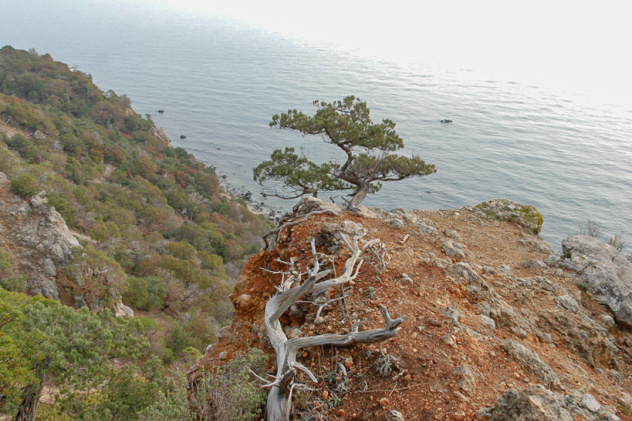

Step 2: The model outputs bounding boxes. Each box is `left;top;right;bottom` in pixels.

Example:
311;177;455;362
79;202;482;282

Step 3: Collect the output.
192;198;632;420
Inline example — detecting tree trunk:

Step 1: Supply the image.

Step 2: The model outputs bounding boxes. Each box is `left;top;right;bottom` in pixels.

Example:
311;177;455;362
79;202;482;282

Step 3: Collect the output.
263;233;404;420
347;182;370;209
14;374;45;421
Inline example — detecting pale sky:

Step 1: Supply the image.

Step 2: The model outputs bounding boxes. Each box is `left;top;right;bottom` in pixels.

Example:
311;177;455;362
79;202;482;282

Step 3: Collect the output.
136;0;631;108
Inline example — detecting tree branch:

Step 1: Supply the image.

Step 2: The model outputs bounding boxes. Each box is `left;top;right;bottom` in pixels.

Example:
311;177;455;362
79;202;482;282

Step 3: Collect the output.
262;227;404;420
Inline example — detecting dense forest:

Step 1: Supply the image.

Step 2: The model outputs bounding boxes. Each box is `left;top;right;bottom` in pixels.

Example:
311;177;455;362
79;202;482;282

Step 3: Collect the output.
0;45;272;420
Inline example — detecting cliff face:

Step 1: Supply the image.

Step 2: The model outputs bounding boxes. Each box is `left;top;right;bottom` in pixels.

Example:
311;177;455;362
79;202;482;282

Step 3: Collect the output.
0;175;79;300
193;198;632;420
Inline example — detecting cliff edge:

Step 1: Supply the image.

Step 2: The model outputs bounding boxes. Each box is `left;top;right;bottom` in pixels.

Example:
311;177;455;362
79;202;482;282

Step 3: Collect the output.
191;198;632;420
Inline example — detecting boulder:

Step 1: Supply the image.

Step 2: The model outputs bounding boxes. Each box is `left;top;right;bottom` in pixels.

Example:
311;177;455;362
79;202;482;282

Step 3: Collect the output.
501;340;561;390
474;199;543;235
15;195;80;263
562;235;632;327
489;385;572;421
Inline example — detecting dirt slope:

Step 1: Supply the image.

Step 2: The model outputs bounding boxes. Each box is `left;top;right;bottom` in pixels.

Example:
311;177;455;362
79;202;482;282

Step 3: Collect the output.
192;198;632;420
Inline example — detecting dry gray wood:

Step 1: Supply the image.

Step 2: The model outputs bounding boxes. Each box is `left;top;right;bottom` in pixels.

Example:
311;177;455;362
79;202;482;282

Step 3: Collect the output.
262;232;404;420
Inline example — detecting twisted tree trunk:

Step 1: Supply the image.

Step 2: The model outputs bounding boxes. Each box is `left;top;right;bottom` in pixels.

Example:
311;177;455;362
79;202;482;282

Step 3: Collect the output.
14;372;46;421
262;231;404;420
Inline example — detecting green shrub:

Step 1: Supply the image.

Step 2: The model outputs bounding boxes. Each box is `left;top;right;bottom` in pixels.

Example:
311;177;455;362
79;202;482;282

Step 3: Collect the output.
45;191;77;227
10;173;40;198
125;276;151;310
0;275;27;293
194;349;268;421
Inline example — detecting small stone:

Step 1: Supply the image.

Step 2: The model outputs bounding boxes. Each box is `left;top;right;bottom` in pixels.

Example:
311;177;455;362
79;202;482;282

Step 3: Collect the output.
442;334;456;347
556;294;580;313
479;315;496;330
600;314;615;328
344;356;354;368
580;393;601;413
322;390;329;400
389;410;405;420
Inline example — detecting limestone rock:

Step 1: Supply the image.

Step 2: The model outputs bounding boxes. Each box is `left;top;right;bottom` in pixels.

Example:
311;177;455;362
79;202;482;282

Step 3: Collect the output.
562;235;632;326
13;195;80;263
43;258;57;277
489;385;573;421
580;393;601;413
556;294;580;313
113;298;134;318
453;365;476;395
474;199;543;235
501;340;561;389
442;238;465;261
30;276;59;301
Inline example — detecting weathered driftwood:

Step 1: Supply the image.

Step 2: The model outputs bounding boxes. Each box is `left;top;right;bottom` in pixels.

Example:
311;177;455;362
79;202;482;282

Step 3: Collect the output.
263;231;404;420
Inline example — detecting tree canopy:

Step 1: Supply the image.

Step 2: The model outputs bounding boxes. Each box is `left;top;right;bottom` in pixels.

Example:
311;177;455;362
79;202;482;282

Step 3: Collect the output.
254;96;436;208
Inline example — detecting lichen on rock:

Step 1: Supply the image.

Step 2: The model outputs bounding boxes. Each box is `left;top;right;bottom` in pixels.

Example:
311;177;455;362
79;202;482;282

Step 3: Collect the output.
475;198;544;235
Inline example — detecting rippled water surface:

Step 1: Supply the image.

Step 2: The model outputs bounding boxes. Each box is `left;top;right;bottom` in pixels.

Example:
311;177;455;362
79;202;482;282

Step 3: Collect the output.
2;1;631;251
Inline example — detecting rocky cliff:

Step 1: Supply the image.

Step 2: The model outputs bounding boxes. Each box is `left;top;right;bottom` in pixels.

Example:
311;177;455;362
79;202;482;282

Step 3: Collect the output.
192;198;632;420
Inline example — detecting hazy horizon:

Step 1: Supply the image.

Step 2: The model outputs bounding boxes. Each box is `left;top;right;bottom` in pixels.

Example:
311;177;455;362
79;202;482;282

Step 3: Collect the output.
145;0;632;110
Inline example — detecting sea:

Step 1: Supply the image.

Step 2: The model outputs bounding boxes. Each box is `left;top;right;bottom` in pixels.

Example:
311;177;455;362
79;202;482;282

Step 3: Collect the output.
1;0;631;252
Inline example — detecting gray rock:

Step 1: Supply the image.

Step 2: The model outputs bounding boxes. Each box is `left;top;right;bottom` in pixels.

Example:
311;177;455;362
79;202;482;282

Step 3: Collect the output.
545;254;562;266
0;172;8;185
556;294;580;313
479;315;496;330
522;260;547;269
497;264;513;275
444;304;462;326
384;218;405;229
416;221;436;234
453;365;476;395
600;314;615;328
30;192;47;208
14;199;80;263
43;258;57;277
388;410;405;421
501;340;561;389
580;394;601;413
447;262;479;283
442;238;465;261
474;199;543;235
444;229;461;241
352;206;382;219
490;385;572;421
562;235;632;327
30;277;59;301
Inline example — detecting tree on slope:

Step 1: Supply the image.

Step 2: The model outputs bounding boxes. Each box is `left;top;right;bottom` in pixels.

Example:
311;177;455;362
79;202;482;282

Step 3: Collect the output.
0;289;146;421
254;96;436;208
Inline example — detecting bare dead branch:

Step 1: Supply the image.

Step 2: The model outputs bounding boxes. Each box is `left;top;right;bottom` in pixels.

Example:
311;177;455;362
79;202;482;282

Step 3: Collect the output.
262;226;404;420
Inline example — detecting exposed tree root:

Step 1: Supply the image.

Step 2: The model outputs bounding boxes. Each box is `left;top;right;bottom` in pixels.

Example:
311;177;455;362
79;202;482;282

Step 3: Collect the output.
262;229;404;420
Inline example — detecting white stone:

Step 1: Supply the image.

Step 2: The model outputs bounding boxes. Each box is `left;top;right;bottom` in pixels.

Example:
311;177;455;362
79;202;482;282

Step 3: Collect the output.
580;393;601;413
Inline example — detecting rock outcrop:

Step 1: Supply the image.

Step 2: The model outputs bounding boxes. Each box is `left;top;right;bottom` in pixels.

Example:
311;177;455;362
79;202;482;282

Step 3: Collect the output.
560;234;632;327
191;198;632;420
0;181;80;300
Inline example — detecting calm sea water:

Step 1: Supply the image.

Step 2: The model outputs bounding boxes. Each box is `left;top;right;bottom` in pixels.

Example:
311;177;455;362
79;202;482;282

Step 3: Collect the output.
1;1;631;251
